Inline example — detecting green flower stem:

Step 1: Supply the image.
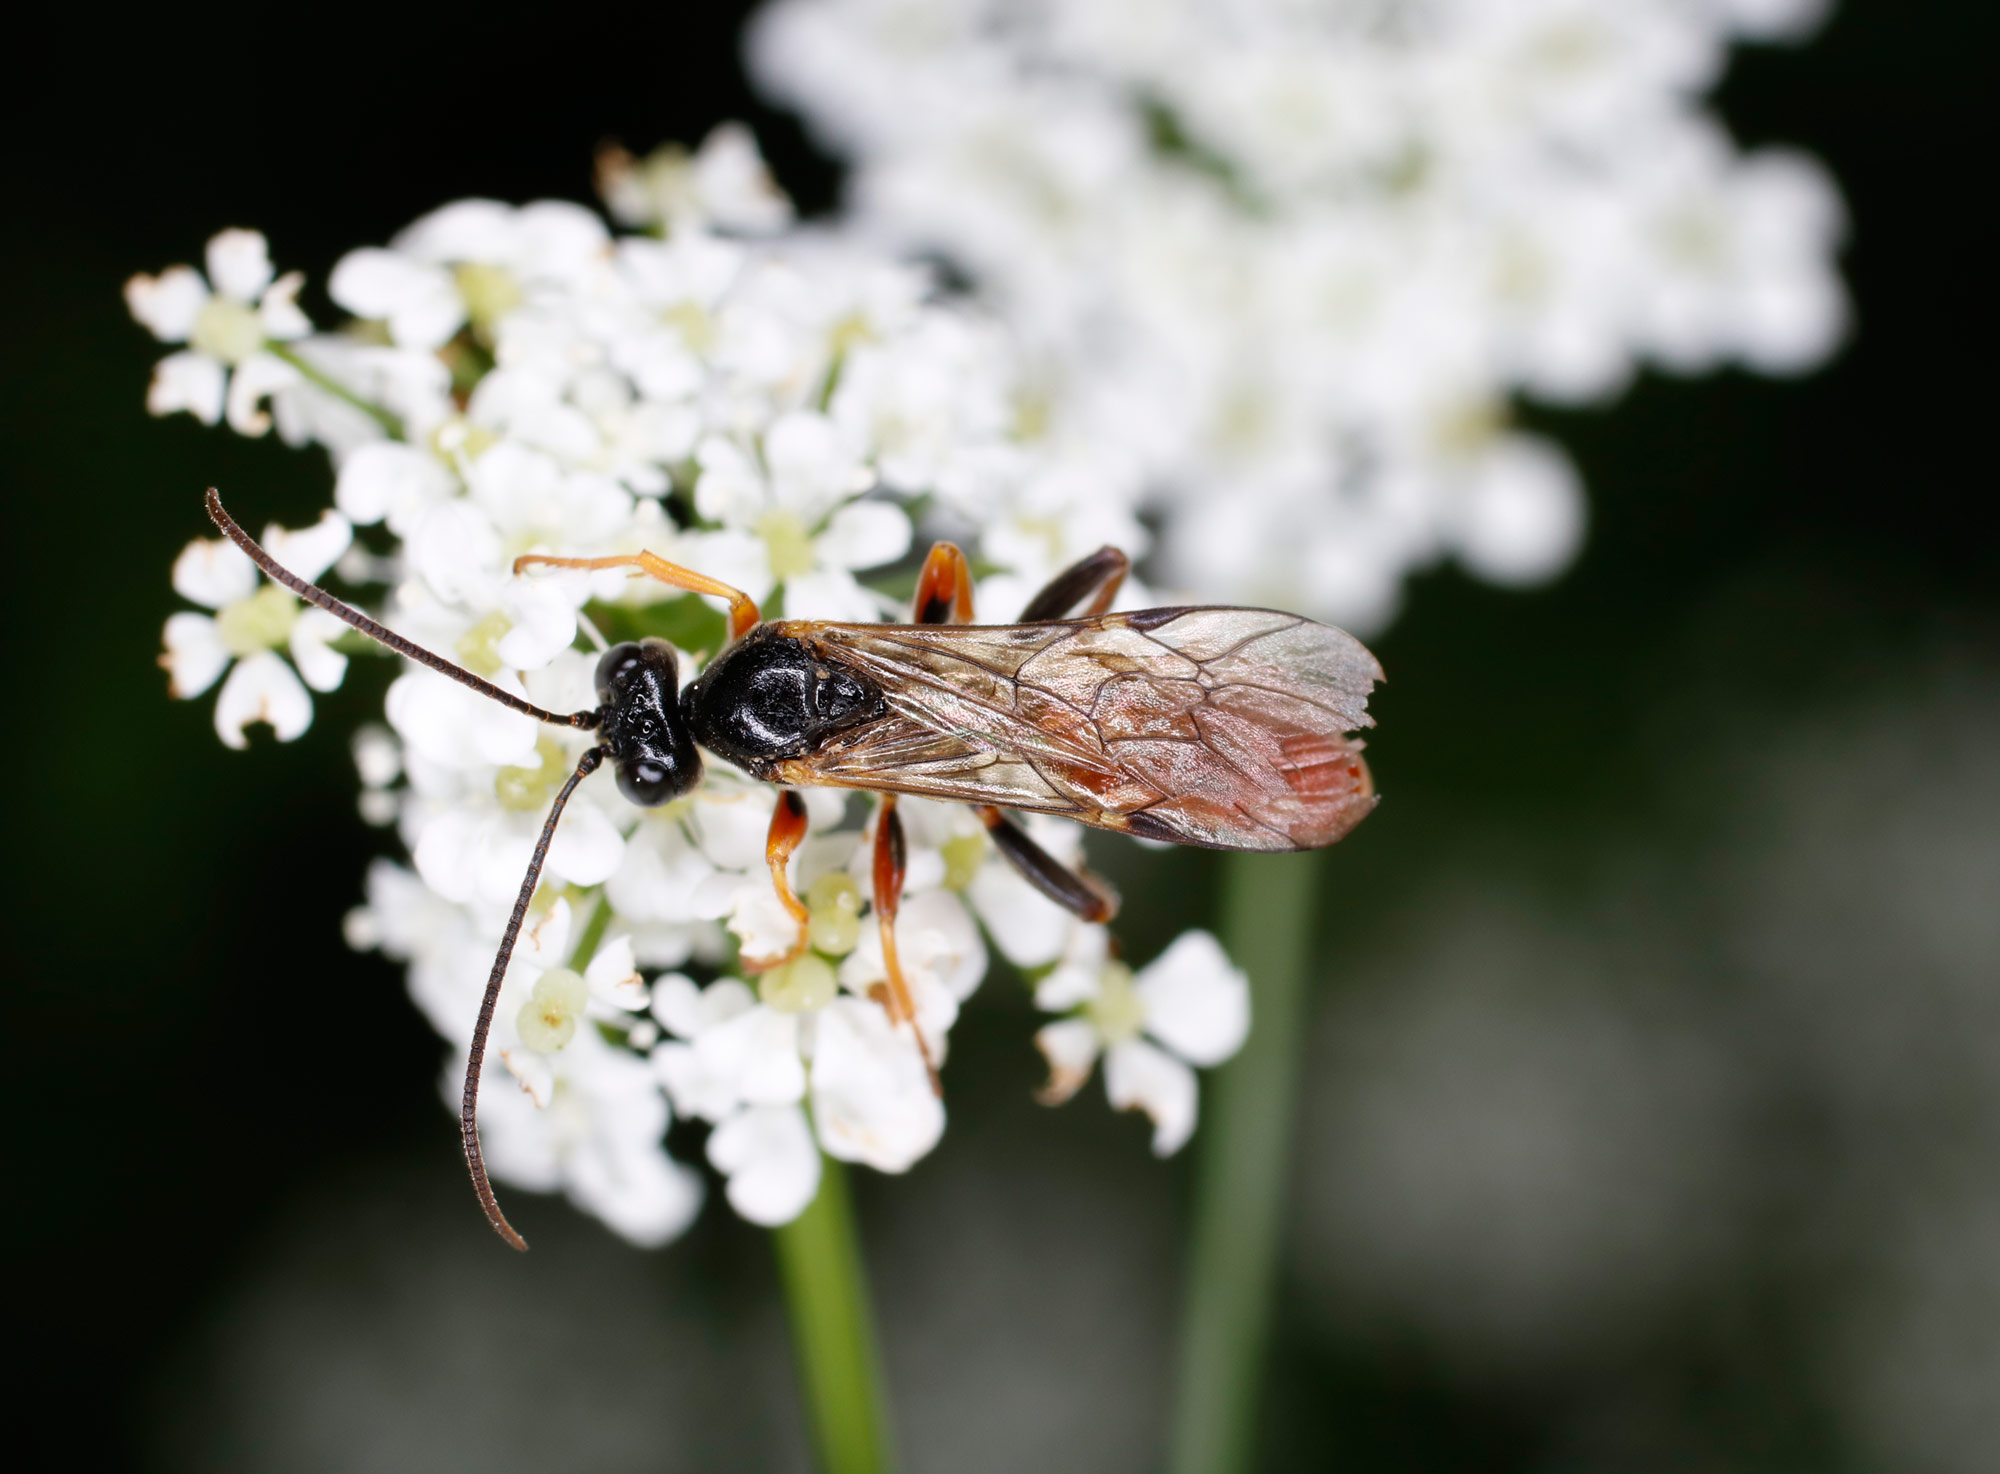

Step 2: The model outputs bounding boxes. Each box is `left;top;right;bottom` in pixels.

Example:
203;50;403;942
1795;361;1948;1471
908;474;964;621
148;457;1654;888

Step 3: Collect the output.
267;341;406;438
1168;850;1321;1474
773;1155;897;1474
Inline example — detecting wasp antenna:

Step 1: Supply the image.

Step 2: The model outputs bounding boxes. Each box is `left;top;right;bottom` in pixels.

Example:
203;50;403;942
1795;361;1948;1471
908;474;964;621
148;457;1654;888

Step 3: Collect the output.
461;745;607;1251
204;489;600;731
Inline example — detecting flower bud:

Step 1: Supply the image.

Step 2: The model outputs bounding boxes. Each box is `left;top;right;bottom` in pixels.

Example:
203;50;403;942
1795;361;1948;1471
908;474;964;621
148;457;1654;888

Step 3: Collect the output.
516;967;589;1051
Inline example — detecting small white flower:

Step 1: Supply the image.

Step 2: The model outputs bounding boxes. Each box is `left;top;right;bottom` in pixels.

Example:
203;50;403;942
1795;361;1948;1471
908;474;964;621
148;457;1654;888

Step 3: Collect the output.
470;1025;704;1248
599;122;796;237
1035;928;1250;1156
125;229;311;435
708;1104;821;1226
691;417;909;618
812;996;945;1172
161;510;353;748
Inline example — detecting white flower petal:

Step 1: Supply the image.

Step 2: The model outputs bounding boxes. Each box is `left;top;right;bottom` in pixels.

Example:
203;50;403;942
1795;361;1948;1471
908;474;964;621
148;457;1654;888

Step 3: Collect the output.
653;975;757;1039
335;441;457;534
212;651;312;749
690;789;778;870
1453;436;1587;588
205;228;274;302
146;350;225;425
968;860;1076;969
124;265;207;342
161;612;231;699
691;121;795;235
584;936;647;1012
224;351;302;436
171;535;258;609
1034;1017;1103;1105
1104;1039;1199;1156
810;997;944;1173
1136;930;1250;1067
385;668;540;770
607;820;721;926
651;1040;743;1123
329;247;466;350
782;567;885;622
257;272;312;340
709;1105;821;1226
765;410;866;520
262;509;353;584
699;1005;807;1106
691;435;769;526
495;577;581;672
499;1042;556;1108
816;500;912;571
289;607;350;693
729;885;803;960
648;973;708;1039
407;500;504;608
545;800;627;888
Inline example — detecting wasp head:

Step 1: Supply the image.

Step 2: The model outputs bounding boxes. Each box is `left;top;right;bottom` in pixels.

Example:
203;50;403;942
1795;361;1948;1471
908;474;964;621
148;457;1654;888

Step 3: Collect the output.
595;639;703;806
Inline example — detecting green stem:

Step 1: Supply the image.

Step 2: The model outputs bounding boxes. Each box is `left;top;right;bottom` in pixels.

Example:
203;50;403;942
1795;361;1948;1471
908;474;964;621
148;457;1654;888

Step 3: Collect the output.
267;341;405;438
1168;851;1321;1474
772;1156;896;1474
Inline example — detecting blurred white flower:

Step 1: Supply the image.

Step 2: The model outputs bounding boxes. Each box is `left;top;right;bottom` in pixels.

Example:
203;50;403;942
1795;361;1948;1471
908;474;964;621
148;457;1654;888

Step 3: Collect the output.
1035;929;1250;1156
124;228;311;435
598;121;796;237
750;0;1847;626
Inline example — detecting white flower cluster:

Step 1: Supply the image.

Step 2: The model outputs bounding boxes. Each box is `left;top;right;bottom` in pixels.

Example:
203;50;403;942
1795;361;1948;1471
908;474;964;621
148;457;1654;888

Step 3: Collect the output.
750;0;1848;629
137;127;1250;1245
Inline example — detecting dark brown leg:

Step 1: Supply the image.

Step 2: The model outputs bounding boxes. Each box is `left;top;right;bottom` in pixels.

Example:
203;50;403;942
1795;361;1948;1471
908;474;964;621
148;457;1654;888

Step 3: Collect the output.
1018;546;1129;621
978;807;1120;923
741;790;812;973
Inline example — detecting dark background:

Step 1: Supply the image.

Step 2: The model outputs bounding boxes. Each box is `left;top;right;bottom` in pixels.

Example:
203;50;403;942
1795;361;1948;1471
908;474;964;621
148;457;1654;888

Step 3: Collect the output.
5;3;1993;1470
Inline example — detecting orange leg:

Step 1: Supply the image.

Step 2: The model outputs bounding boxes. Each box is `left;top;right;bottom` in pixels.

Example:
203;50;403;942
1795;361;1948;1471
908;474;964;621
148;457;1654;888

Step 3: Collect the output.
513;551;762;643
911;540;976;626
1018;546;1129;621
741;790;812;974
871;795;941;1093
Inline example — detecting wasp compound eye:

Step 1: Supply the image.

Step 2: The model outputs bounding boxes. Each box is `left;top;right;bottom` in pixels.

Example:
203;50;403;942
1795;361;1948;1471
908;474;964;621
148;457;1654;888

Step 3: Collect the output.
596;641;646;697
616;757;680;806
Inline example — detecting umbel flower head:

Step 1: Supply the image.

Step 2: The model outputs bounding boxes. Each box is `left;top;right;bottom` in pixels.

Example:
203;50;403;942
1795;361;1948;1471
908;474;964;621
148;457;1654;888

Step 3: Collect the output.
751;0;1849;630
139;126;1256;1246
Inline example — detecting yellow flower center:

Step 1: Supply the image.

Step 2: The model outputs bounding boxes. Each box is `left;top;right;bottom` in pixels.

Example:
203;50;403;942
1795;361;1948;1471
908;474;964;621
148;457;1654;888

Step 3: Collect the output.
456;610;512;676
757;507;818;582
805;870;865;957
1085;961;1145;1045
452;262;523;335
189;295;266;366
940;832;988;891
496;735;571;812
760;953;838;1013
661;300;716;354
214;585;298;656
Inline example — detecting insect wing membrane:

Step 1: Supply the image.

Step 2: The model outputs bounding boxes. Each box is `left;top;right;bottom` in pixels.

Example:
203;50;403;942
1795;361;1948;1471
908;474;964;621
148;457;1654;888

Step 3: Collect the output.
771;609;1381;852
